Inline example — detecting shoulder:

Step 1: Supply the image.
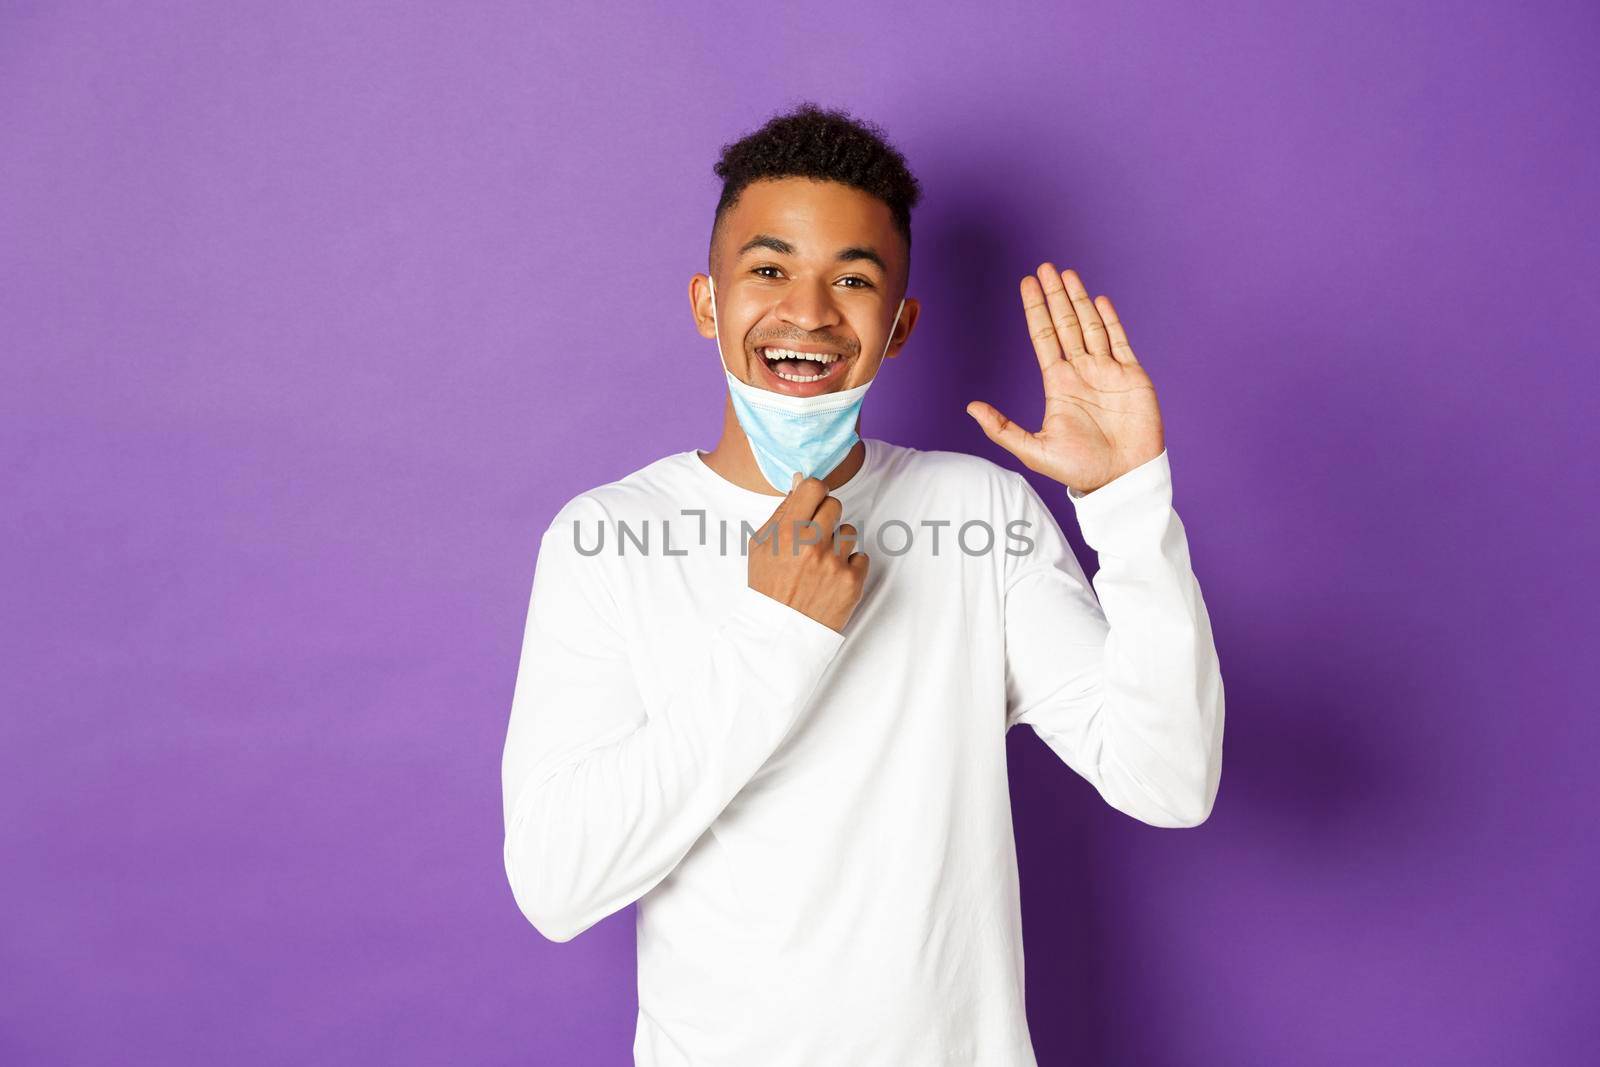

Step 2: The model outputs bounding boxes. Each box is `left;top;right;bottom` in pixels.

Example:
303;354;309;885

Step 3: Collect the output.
544;451;700;533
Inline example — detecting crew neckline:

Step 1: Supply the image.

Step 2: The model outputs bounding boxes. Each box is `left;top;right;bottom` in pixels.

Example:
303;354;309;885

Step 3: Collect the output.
687;438;880;509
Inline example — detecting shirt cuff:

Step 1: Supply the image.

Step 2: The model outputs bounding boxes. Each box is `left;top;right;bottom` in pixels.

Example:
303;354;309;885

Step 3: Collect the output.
731;583;851;652
1066;448;1174;552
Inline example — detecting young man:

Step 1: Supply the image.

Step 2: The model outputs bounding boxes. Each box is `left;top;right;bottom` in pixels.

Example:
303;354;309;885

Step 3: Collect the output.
501;103;1225;1066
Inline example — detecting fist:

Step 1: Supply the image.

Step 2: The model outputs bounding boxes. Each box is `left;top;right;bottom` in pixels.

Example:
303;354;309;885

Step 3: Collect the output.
747;475;870;634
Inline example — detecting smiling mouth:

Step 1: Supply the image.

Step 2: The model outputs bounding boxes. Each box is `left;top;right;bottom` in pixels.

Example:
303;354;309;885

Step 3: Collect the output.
757;346;847;383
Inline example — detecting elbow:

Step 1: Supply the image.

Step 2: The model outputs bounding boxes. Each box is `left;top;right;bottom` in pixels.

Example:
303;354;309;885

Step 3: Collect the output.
1151;704;1223;829
526;910;586;944
1119;751;1218;829
1163;761;1220;828
507;866;589;943
1166;793;1214;828
1126;792;1210;829
502;777;600;942
503;837;593;943
1133;792;1212;829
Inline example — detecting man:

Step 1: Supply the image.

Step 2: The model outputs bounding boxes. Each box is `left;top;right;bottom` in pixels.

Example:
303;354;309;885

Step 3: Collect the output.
501;102;1225;1066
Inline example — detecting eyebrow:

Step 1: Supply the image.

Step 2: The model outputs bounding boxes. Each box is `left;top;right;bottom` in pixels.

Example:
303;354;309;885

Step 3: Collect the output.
736;233;887;275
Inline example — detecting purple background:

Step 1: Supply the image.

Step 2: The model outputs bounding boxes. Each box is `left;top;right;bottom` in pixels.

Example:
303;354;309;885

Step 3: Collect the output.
3;2;1596;1064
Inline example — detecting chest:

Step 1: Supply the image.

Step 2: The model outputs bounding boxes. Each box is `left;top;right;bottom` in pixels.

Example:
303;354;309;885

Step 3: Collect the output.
614;508;1010;757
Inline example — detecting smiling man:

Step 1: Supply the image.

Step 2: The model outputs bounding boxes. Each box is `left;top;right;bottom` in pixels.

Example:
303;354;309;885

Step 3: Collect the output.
501;102;1225;1066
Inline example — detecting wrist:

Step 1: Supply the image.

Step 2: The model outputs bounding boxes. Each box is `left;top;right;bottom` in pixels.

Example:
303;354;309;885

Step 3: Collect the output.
1064;448;1165;498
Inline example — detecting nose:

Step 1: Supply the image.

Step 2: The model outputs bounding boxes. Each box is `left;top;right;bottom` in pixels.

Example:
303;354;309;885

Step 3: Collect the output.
772;277;843;334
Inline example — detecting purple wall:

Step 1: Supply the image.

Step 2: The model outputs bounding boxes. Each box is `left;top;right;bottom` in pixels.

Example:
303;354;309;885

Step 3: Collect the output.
3;2;1595;1063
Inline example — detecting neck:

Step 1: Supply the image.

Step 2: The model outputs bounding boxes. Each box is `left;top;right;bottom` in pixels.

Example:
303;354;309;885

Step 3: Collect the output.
700;397;867;496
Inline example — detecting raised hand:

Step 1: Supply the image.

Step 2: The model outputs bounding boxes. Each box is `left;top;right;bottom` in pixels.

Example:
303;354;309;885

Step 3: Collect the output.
967;264;1165;494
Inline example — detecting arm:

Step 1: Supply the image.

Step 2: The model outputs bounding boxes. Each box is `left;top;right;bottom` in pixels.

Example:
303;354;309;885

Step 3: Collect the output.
500;496;846;942
968;262;1224;826
1002;450;1225;827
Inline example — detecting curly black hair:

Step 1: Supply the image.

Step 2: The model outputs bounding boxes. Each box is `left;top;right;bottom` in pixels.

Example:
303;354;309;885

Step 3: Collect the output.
709;101;922;275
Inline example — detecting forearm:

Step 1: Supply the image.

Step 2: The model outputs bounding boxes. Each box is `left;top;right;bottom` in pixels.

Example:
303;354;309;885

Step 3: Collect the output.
1068;450;1225;826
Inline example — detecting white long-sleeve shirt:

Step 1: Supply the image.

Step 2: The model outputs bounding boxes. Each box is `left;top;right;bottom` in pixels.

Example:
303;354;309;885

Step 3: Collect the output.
501;438;1225;1066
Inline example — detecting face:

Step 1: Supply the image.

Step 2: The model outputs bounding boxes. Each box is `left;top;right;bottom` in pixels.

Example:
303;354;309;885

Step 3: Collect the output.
693;177;919;397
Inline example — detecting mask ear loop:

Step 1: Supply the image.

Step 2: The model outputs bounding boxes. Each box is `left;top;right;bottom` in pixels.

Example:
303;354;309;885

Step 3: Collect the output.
880;297;906;365
708;275;733;375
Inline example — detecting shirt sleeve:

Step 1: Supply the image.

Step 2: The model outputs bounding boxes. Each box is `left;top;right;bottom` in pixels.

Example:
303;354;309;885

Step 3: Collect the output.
1001;449;1225;828
500;495;848;941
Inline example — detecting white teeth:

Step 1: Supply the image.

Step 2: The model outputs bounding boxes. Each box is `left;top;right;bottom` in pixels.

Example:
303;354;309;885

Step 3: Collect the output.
761;347;839;364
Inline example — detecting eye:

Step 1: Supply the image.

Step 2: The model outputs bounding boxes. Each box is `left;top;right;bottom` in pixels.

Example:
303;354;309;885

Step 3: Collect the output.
752;266;783;279
839;276;874;289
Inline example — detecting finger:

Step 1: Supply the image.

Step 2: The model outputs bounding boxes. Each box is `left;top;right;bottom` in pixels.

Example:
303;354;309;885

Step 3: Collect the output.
847;549;870;577
763;471;803;522
1036;263;1086;360
835;521;860;556
775;479;830;552
1019;275;1064;371
781;475;830;521
790;516;828;554
813;494;842;538
1061;268;1109;357
759;473;817;553
1096;294;1138;366
965;400;1046;468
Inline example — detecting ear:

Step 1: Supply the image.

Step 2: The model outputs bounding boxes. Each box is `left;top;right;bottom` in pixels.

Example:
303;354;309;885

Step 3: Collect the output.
884;297;919;359
689;274;716;340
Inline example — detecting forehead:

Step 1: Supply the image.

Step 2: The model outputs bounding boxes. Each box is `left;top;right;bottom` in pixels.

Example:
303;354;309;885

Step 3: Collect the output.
721;177;900;262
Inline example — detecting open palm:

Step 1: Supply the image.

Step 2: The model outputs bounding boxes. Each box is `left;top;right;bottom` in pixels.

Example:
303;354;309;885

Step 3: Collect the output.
967;264;1165;494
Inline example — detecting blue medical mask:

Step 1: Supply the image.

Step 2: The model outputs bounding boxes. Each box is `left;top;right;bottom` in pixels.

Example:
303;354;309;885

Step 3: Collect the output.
708;274;905;492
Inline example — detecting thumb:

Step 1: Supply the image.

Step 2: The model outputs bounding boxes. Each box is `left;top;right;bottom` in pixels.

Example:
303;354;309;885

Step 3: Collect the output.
966;401;1039;463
